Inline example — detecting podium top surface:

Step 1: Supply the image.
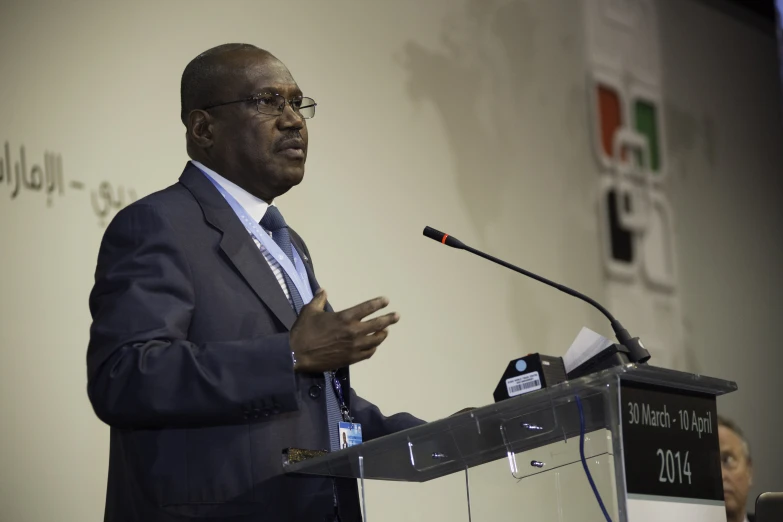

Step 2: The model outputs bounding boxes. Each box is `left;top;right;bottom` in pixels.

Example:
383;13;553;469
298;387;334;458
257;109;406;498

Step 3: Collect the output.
283;364;736;482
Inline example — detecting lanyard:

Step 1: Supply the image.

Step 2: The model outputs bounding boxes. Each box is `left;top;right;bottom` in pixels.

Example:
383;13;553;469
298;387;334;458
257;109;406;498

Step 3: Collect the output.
201;171;314;303
330;372;352;422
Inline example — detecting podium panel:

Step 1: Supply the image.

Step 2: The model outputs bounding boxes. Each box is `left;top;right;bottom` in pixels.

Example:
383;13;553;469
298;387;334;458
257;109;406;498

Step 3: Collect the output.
284;364;735;521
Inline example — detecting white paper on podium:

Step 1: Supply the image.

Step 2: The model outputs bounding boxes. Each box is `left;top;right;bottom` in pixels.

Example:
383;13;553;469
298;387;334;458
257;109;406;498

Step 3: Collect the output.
563;327;614;374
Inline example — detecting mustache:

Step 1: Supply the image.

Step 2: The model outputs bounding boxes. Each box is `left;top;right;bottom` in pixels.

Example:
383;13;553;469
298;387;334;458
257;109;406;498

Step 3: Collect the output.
275;132;306;151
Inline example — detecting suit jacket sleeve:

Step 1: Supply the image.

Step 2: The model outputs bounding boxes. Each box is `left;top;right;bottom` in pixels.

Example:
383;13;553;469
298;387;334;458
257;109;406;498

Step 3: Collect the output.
87;203;298;430
349;389;426;441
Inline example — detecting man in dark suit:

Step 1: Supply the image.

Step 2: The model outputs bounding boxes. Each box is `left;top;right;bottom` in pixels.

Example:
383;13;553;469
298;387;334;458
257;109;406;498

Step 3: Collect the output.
87;43;424;522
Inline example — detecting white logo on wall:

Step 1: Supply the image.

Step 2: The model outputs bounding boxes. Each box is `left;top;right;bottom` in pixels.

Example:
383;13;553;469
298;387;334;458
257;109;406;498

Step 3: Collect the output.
583;0;685;369
0;141;138;226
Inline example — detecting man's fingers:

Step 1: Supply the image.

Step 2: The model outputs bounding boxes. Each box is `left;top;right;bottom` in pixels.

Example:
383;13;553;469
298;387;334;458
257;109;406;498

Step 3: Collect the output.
351;345;378;364
338;296;389;321
356;312;399;336
354;329;389;352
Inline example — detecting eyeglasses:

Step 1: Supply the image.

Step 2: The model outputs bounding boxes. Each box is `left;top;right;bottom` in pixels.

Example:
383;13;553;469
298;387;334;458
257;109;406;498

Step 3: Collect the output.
202;93;317;119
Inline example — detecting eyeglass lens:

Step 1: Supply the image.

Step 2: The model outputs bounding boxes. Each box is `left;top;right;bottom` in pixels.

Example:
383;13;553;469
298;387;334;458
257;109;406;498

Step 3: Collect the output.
256;94;316;119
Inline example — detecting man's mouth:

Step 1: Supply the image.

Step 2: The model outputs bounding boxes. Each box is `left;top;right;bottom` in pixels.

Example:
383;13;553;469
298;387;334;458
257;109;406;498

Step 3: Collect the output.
276;139;305;159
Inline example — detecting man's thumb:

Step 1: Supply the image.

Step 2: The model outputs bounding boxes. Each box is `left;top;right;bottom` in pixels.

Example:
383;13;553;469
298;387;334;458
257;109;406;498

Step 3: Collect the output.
306;289;328;311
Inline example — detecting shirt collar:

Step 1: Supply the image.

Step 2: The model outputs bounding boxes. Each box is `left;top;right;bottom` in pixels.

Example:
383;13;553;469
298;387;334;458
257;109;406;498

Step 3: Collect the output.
190;160;274;224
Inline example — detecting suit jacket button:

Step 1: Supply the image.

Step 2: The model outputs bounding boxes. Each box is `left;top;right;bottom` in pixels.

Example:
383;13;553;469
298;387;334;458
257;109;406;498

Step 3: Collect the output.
309;385;322;399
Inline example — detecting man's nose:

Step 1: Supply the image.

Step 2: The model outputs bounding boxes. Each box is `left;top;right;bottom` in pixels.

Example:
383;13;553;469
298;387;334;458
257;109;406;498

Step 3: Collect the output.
277;103;304;129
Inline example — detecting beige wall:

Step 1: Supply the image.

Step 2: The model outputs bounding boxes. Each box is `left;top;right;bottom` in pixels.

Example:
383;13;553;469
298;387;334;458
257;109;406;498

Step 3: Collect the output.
660;0;783;509
0;0;780;520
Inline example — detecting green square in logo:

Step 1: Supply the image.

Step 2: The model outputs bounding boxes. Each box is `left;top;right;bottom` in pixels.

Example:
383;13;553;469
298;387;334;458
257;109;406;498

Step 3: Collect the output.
634;100;660;173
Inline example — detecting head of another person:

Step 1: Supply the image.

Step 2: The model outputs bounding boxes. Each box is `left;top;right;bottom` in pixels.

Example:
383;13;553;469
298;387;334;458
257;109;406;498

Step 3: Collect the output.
718;416;753;521
181;44;312;202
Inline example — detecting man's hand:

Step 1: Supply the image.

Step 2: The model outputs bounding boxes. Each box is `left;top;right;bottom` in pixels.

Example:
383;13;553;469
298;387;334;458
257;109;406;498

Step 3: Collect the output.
289;289;399;373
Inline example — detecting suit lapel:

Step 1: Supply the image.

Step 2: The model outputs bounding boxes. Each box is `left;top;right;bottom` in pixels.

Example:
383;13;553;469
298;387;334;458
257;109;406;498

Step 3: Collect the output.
178;163;297;330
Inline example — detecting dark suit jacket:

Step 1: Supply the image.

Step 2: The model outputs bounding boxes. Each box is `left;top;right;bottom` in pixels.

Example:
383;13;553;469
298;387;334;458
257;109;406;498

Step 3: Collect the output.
87;162;424;521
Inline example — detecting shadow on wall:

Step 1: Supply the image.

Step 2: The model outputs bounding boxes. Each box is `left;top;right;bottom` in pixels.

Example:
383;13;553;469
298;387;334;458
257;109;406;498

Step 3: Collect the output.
398;0;603;352
399;0;538;244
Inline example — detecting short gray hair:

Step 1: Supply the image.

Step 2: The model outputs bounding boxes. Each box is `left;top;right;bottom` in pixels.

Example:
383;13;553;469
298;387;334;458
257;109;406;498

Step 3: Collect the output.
718;415;752;463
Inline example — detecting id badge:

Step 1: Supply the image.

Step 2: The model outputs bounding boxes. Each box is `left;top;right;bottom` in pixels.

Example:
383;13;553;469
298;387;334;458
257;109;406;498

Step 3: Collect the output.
338;422;362;449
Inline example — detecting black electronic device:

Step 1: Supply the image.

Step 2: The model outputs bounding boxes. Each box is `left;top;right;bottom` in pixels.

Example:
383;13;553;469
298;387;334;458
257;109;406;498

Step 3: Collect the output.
493;353;567;403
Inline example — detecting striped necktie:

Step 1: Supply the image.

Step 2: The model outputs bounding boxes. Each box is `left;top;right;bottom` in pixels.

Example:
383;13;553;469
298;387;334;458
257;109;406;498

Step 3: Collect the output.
260;206;343;452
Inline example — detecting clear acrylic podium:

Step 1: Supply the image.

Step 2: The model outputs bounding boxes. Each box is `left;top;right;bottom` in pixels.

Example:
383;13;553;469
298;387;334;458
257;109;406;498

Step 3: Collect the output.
284;364;736;521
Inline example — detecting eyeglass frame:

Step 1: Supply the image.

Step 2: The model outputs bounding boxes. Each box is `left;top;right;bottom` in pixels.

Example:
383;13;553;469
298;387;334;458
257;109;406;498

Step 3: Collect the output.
201;93;317;119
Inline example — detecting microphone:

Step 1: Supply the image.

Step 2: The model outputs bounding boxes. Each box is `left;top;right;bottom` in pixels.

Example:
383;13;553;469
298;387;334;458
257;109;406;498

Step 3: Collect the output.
422;226;651;368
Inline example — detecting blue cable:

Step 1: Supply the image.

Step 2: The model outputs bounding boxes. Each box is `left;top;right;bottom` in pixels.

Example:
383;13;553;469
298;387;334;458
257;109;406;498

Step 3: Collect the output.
576;395;613;522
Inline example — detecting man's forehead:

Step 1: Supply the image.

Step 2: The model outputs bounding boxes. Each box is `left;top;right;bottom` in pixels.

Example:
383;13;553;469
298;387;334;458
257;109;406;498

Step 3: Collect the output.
719;426;744;450
230;53;300;93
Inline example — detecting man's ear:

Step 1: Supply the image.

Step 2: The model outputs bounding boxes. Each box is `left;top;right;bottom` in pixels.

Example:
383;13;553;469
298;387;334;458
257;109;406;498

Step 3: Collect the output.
187;110;214;149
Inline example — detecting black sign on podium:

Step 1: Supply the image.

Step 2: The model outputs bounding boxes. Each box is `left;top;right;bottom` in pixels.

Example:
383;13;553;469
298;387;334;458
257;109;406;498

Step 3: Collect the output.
621;381;724;501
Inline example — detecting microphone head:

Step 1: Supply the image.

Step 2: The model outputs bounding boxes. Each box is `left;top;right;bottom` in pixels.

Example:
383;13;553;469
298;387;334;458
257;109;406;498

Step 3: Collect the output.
423;226;446;242
422;226;465;249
